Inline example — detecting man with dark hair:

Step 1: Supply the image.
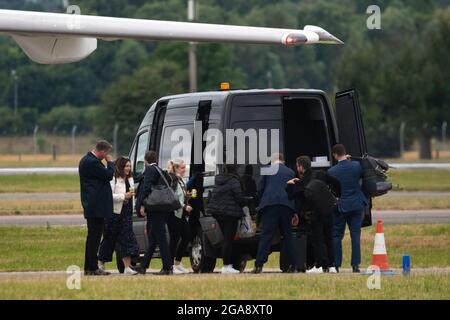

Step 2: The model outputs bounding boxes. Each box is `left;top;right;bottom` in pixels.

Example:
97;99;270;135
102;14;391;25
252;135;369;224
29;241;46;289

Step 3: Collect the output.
79;140;114;276
144;150;157;165
286;156;340;274
332;144;346;158
252;153;297;273
328;144;367;273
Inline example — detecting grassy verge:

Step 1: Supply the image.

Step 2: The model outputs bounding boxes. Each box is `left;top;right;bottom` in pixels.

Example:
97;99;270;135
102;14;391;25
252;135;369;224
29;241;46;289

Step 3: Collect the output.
0;154;82;168
0;273;449;299
1;170;450;194
0;175;79;193
0;195;449;215
373;196;450;210
1;194;450;215
0;224;449;272
0;200;82;215
389;170;450;191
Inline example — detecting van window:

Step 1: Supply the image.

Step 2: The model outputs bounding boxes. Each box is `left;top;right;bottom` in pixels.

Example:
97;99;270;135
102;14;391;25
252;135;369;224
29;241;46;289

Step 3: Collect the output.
134;131;150;176
159;124;193;179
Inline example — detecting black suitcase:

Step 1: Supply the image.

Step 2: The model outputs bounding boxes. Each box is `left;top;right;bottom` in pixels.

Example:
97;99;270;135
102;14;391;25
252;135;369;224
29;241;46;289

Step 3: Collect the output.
279;231;307;272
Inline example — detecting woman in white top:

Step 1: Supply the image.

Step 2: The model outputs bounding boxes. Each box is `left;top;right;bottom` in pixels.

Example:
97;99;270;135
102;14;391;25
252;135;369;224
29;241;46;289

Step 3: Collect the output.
166;159;193;274
98;156;139;275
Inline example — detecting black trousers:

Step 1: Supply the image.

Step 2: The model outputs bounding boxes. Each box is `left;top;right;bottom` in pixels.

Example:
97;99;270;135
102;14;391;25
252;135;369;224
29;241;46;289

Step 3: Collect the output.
256;205;296;268
216;216;239;266
167;213;192;263
84;217;104;272
141;211;172;271
310;214;335;269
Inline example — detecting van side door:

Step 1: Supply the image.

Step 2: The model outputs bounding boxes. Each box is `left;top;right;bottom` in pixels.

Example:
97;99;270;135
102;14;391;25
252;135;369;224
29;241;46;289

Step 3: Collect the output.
335;89;372;227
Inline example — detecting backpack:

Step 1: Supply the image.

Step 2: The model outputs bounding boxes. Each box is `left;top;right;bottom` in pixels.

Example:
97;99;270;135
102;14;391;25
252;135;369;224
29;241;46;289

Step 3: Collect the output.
304;178;337;217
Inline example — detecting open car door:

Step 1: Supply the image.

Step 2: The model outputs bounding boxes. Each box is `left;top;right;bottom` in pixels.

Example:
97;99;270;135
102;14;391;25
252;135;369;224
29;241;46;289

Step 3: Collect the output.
335;89;372;227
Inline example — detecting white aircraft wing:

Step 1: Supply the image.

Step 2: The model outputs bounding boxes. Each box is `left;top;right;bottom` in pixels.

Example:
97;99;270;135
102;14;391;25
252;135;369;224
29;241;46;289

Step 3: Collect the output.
0;9;343;64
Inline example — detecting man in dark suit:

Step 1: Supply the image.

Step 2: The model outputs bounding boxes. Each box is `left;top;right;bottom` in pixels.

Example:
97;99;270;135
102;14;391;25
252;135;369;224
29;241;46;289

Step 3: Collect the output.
328;144;368;273
252;153;296;273
79;140;115;276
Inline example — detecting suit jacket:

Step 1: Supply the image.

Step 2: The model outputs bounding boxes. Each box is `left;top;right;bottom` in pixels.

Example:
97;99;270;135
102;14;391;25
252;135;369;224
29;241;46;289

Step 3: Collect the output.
258;163;295;212
79;152;115;219
328;160;367;213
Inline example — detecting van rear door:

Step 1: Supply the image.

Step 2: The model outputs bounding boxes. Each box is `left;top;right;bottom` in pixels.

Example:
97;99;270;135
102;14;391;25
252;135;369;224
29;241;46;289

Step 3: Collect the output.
335;89;372;227
335;89;367;156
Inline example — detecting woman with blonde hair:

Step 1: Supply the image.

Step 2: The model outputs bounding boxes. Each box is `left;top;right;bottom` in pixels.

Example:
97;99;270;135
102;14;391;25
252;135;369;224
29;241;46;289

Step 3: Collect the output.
166;159;193;274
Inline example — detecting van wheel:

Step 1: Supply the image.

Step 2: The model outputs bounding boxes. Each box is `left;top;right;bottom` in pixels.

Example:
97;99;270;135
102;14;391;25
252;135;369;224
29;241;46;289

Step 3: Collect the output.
190;232;216;273
116;254;125;274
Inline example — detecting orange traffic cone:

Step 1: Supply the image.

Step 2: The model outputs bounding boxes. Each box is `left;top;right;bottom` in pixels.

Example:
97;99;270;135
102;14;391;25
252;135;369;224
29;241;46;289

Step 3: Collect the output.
371;219;391;271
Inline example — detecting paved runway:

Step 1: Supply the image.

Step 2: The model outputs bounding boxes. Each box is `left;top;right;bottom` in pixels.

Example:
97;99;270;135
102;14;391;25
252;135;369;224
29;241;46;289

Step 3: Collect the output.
0;210;449;226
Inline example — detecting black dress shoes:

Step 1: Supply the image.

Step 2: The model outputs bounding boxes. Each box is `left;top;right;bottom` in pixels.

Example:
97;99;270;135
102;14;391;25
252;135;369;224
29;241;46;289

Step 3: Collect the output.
155;268;173;275
251;266;263;274
352;266;360;273
137;267;147;275
284;266;299;273
84;269;110;276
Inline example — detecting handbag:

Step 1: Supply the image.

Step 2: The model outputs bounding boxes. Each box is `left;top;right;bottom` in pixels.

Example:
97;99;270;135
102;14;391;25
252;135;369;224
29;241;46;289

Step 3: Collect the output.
199;215;224;247
143;165;181;213
237;207;255;238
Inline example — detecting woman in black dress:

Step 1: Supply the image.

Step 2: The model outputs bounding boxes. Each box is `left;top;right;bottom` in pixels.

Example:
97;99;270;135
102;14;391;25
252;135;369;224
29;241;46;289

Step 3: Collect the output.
98;156;139;275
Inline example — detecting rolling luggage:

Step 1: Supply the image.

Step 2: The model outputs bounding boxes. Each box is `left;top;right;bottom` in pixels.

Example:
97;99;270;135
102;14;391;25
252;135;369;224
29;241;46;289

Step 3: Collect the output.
279;231;307;272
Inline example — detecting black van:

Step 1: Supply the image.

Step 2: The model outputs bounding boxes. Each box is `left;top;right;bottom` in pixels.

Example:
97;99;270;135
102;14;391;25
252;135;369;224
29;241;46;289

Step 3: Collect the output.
123;88;372;273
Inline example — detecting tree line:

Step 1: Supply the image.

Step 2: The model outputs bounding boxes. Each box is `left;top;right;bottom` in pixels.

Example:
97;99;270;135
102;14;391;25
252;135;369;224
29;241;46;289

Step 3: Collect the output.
0;0;449;157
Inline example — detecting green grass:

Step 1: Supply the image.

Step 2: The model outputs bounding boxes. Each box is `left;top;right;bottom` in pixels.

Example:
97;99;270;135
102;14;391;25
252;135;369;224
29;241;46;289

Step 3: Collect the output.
389;170;450;191
0;200;82;215
1;170;450;194
0;174;79;193
373;196;450;210
0;273;449;299
0;224;449;272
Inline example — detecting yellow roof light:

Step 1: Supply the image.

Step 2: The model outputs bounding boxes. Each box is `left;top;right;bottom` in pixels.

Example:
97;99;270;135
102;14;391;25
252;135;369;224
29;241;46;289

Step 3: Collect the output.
219;82;231;90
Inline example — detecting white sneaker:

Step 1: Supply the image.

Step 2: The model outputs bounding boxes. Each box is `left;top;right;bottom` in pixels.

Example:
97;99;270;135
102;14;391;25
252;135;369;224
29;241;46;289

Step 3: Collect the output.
173;267;184;274
306;266;323;274
124;267;138;275
221;265;240;274
98;262;105;271
174;264;189;274
329;267;338;274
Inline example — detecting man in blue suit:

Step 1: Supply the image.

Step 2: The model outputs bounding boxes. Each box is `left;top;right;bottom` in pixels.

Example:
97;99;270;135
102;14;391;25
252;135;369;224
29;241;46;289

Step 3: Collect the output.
79;140;115;276
252;153;297;273
328;144;367;273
